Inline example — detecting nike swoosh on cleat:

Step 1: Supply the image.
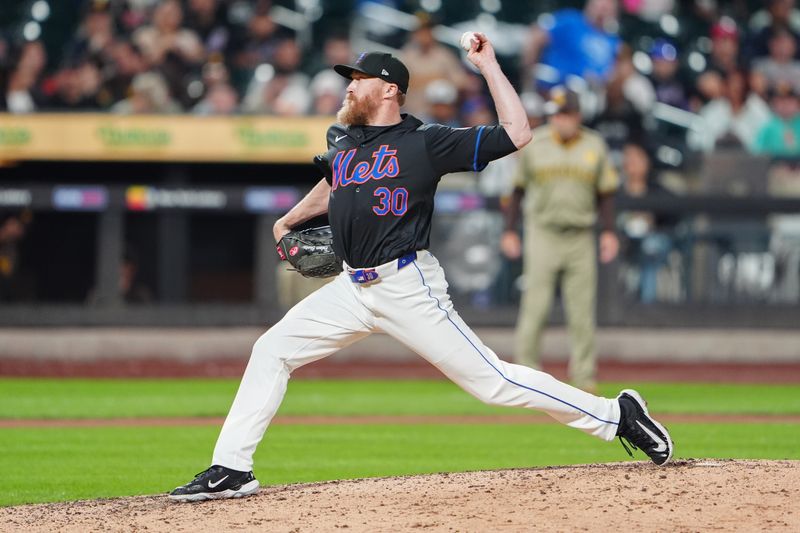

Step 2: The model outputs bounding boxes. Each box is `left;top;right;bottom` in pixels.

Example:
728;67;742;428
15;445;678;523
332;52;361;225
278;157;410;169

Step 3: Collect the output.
636;420;668;453
208;475;229;489
335;135;347;142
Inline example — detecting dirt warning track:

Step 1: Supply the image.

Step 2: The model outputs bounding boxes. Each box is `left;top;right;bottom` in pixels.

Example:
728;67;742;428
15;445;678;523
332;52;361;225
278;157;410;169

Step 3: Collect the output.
3;358;800;382
2;412;800;429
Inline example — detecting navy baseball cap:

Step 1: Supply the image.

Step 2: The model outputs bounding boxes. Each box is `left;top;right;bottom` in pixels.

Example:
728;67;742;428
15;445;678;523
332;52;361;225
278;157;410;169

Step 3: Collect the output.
334;52;410;94
650;39;678;61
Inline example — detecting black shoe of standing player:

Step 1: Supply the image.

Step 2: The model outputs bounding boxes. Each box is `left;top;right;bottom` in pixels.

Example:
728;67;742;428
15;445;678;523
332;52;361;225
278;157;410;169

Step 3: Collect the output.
169;465;260;502
616;389;674;466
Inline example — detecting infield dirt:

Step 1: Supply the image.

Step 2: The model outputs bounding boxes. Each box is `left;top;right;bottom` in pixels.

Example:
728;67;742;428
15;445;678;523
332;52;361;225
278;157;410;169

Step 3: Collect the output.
1;460;797;532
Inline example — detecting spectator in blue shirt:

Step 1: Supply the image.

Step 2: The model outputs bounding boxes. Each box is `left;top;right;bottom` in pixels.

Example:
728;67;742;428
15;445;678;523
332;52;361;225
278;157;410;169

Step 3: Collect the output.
522;0;621;90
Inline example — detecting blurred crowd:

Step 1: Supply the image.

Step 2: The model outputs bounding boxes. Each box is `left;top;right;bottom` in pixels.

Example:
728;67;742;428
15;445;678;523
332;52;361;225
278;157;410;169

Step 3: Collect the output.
1;0;800;159
520;0;800;160
0;0;354;116
3;0;800;307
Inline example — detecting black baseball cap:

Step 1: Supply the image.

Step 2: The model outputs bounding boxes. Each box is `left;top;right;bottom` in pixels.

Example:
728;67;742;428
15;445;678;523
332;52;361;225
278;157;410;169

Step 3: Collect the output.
334;52;410;94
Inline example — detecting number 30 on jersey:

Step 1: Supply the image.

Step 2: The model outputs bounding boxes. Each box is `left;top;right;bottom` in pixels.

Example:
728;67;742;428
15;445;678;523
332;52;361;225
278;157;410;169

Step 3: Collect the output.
373;187;408;216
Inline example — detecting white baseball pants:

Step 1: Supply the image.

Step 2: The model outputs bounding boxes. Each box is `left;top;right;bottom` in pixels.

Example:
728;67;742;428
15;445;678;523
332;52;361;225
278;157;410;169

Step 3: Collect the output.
213;251;621;471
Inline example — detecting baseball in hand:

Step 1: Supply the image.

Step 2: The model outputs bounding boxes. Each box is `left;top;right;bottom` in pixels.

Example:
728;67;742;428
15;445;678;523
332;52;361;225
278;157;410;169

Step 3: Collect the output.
460;31;480;52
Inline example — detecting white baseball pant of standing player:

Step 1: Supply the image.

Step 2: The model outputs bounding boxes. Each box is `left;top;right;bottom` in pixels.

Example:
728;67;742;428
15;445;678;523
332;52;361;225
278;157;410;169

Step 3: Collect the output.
212;251;621;472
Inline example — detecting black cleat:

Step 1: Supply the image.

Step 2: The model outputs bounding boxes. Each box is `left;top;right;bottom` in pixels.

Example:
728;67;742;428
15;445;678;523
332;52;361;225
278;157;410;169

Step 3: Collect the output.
169;465;260;502
616;389;674;466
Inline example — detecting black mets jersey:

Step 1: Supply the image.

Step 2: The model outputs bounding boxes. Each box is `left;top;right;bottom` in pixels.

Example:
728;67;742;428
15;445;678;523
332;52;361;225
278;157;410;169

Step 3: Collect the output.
321;113;517;268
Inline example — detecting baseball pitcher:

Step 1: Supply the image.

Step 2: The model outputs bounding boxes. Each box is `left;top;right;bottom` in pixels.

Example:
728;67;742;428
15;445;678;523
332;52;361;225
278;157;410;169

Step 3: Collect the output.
170;33;673;502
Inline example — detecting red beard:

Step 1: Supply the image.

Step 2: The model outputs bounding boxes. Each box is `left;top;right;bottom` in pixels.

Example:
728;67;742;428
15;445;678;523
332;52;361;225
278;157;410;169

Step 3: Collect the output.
336;91;378;126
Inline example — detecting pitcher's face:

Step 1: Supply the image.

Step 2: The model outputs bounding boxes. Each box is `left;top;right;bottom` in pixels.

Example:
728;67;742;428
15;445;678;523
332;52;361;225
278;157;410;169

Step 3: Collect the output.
337;73;385;126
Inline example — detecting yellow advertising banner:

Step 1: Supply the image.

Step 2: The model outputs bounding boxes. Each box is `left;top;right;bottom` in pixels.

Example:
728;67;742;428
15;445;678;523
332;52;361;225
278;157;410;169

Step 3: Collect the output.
0;114;332;163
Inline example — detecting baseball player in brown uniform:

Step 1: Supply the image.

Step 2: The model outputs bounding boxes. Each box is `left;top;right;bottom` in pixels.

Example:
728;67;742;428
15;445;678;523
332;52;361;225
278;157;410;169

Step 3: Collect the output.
502;86;619;392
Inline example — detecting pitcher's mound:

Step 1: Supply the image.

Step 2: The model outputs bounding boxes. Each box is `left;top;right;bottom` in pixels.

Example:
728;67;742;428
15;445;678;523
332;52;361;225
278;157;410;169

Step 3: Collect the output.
2;460;798;532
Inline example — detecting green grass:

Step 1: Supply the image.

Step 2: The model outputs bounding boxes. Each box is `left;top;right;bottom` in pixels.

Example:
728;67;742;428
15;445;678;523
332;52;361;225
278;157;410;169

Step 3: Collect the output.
1;378;799;507
1;379;799;419
2;423;799;507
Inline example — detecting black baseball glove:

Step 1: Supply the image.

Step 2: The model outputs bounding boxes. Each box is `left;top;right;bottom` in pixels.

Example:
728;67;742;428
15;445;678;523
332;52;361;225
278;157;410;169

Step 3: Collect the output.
276;225;343;278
